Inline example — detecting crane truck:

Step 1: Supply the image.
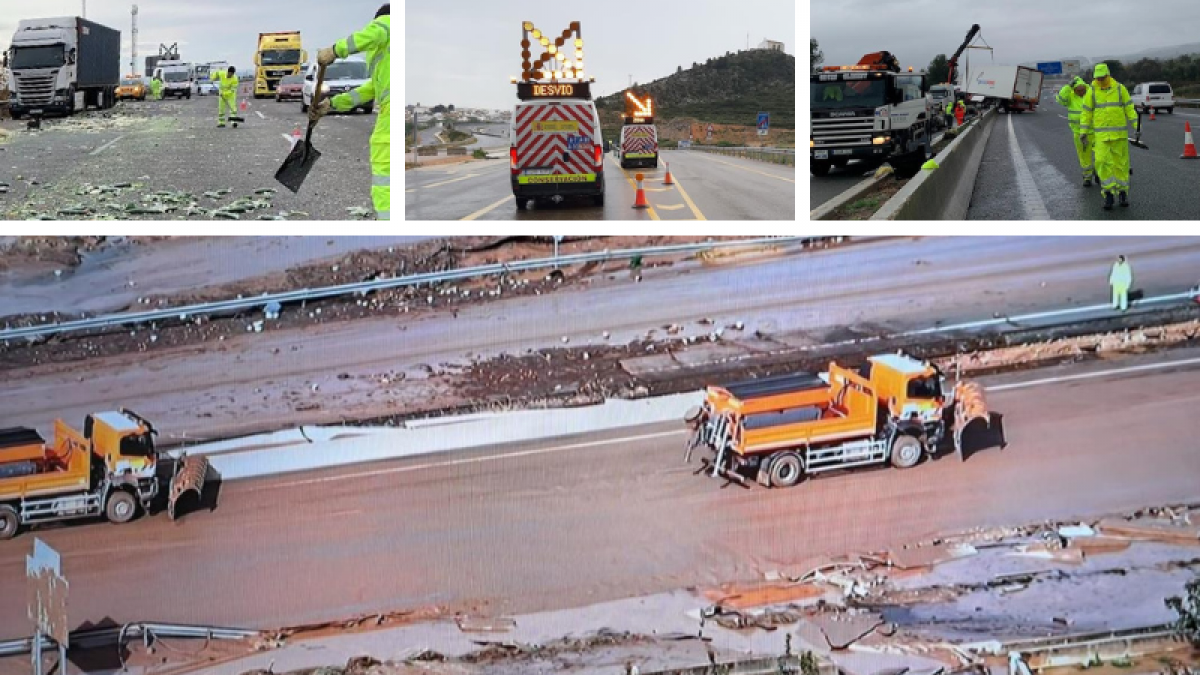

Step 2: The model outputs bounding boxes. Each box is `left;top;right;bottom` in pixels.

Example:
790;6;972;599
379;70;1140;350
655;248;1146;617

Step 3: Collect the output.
810;51;934;177
0;410;211;540
6;16;121;119
684;353;991;488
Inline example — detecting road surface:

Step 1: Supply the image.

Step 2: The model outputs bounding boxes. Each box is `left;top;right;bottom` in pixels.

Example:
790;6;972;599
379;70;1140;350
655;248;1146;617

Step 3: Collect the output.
1;349;1197;637
406;148;796;220
969;106;1200;219
0;96;380;221
2;237;1199;441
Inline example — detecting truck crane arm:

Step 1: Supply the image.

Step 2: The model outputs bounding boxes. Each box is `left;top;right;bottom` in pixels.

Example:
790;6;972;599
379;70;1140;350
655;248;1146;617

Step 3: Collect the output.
946;24;981;85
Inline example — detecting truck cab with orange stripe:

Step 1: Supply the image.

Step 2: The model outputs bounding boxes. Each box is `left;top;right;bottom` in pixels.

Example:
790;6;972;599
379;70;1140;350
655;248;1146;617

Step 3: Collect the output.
509;84;605;209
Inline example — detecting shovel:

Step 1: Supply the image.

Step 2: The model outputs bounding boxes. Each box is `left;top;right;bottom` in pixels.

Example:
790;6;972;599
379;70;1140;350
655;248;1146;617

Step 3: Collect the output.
1129;110;1149;150
275;63;327;193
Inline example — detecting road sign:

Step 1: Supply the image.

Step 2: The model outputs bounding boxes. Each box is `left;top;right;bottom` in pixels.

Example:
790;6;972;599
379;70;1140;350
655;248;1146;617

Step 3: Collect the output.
757;112;769;136
1036;61;1063;75
27;539;69;647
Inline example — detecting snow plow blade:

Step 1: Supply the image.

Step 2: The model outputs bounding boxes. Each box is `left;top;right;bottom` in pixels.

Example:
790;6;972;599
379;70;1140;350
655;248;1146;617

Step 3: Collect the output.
953;381;991;460
168;453;209;520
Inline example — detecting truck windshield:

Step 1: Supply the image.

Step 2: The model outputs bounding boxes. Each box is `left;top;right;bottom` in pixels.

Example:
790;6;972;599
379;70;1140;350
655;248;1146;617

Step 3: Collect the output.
811;80;886;109
261;49;301;65
326;61;368;80
11;45;65;69
164;72;190;82
907;376;942;400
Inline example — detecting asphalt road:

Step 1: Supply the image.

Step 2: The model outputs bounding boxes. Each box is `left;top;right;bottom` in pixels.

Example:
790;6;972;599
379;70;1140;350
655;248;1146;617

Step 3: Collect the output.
405;148;795;220
2;236;1198;442
1;349;1197;637
969;104;1200;219
809;160;873;210
0;96;381;220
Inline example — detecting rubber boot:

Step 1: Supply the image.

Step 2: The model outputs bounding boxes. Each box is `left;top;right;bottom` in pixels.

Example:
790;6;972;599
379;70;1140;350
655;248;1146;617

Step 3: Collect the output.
1119;191;1129;207
1103;192;1115;210
1083;178;1092;187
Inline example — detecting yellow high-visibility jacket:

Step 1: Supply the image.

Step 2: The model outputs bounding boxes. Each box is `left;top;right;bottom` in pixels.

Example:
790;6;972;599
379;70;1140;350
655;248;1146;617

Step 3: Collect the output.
1080;79;1137;141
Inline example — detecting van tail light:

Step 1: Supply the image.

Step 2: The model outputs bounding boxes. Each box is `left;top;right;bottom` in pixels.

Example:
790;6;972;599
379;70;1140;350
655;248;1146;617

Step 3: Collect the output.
510;147;518;173
594;144;602;168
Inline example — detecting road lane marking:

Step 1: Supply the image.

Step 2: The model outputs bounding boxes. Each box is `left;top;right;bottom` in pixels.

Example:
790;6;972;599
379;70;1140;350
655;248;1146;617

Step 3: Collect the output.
901;290;1196;336
260;429;687;490
989;355;1200;392
424;174;480;188
255;111;265;119
658;204;685;210
89;135;125;156
672;172;707;221
461;194;513;220
405;189;416;193
1007;114;1051;219
688;152;796;183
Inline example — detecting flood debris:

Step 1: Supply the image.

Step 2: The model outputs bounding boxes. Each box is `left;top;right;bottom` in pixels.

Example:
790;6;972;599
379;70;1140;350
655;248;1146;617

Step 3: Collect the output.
454;616;517;633
1097;517;1200;544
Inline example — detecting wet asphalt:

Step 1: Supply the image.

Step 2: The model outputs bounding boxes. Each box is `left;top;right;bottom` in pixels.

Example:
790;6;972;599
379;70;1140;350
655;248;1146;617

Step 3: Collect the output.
968;104;1200;220
0;92;382;220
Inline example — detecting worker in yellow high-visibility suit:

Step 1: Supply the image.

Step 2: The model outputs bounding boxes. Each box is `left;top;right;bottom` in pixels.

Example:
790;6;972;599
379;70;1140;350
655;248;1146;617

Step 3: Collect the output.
1079;63;1137;209
1056;76;1094;186
1109;255;1133;312
150;76;163;101
212;66;239;128
310;3;390;220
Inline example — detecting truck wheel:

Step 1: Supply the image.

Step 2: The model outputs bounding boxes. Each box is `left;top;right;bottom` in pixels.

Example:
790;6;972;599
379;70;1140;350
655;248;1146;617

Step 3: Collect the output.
593;192;604;207
767;452;803;488
890;436;924;469
0;505;18;540
810;161;832;177
106;490;138;524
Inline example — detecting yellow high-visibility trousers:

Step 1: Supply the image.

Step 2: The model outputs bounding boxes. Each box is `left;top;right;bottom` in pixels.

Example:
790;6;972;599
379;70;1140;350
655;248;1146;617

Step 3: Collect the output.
370;102;390;220
1094;137;1130;196
1072;132;1094;181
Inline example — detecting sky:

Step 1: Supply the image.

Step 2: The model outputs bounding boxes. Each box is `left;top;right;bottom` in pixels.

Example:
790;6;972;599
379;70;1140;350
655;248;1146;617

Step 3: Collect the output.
405;0;796;111
811;0;1200;75
0;0;383;76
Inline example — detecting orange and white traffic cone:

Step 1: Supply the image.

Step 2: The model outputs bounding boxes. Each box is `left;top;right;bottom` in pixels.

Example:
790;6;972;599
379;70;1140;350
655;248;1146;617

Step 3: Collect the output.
1150;108;1157;121
663;162;675;185
1182;122;1199;159
632;173;650;209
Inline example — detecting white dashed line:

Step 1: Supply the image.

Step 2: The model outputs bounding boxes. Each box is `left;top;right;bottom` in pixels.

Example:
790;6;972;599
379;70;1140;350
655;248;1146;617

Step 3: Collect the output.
1007;114;1051;219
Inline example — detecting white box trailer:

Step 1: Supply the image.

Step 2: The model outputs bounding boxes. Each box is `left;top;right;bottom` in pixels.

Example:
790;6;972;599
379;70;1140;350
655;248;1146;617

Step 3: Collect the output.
958;64;1043;113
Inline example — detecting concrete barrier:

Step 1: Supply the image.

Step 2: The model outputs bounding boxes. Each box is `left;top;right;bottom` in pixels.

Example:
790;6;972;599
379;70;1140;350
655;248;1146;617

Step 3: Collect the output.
417;146;439;156
810;174;887;220
447;146;467;156
872;109;998;220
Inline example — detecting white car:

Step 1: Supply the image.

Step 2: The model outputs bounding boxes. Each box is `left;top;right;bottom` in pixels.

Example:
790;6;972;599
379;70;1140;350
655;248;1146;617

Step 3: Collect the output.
196;81;217;96
302;57;373;114
1131;81;1174;115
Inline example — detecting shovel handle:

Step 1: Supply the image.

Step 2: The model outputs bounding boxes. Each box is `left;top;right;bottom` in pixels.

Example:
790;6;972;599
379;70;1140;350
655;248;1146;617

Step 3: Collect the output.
307;62;328;143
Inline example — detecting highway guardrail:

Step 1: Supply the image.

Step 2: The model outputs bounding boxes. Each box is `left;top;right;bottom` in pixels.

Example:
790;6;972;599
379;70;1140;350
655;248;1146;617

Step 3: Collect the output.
0;237;820;342
678;145;796;166
0;622;258;658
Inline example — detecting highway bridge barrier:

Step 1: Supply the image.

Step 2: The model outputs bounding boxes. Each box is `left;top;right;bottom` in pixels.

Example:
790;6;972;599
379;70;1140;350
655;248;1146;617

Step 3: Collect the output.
678;145;796;167
873;109;998;220
447;146;467;156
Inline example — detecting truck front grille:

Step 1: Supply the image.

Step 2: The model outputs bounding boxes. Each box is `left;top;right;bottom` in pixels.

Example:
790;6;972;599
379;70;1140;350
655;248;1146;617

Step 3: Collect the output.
812;117;876;147
15;73;55;105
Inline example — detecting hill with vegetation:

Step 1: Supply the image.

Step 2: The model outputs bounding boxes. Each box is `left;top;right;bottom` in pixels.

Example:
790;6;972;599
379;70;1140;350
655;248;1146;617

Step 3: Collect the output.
594;48;795;128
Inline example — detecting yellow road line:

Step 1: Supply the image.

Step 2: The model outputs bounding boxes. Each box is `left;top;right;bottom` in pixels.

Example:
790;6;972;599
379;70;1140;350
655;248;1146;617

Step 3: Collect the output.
671;173;707;221
460;194;513;221
609;157;659;220
657;204;686;211
689;152;796;183
405;189;416;193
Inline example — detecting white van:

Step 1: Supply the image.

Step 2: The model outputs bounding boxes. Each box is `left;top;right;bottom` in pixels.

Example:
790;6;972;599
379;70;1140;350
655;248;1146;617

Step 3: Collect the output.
1131;82;1174;115
509;95;605;209
302;56;372;114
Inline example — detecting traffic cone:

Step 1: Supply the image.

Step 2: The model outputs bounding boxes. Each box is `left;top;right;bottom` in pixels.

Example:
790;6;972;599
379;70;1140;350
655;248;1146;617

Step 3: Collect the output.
632;173;650;209
1150;108;1157;121
1182;122;1199;159
663;162;675;185
239;100;248;111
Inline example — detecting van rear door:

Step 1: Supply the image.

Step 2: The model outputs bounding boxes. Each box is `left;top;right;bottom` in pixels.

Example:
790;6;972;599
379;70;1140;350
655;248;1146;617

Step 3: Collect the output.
513;100;600;185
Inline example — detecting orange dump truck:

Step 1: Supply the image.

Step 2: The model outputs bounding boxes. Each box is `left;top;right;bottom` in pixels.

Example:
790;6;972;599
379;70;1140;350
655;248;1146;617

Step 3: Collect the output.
684;353;990;487
0;410;209;540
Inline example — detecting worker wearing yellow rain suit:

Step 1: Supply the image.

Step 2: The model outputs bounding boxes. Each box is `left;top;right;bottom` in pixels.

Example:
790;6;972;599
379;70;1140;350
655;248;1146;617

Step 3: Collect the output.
310;4;390;220
1080;63;1137;209
1056;76;1094;186
150;76;163;101
212;66;239;128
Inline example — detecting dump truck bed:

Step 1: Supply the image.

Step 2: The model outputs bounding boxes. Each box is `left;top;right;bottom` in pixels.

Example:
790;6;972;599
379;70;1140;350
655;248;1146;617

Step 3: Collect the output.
0;420;90;501
723;373;826;400
0;427;47;463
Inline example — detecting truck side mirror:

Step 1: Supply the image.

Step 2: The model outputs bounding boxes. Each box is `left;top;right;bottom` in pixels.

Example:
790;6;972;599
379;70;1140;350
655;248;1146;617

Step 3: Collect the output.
888;89;902;105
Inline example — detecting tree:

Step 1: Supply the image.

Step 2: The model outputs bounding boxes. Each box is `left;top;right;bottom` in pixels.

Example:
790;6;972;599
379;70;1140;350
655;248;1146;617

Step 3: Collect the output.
1166;576;1200;647
926;54;950;84
810;38;824;73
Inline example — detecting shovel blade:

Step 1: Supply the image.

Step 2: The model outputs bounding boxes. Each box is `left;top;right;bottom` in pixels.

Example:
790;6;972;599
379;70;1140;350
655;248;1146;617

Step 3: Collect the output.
275;140;322;193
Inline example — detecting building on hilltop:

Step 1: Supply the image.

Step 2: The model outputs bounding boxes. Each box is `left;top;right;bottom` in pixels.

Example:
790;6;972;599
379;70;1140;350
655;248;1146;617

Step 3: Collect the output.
757;39;784;52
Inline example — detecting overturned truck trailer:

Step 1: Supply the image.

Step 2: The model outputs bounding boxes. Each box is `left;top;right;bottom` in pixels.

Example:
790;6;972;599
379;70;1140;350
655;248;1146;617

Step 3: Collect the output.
685;353;992;488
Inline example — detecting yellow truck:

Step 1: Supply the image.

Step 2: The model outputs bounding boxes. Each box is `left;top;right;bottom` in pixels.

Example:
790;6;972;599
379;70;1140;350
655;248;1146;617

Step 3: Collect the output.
253;31;307;99
0;410;210;539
